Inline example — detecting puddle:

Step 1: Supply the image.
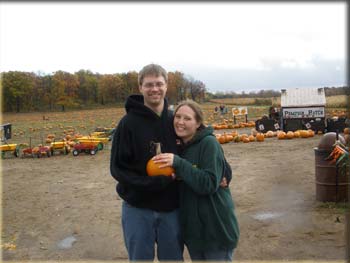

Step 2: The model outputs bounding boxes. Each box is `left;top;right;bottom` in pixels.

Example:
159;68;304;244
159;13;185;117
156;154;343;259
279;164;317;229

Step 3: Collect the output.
252;211;285;221
57;235;77;249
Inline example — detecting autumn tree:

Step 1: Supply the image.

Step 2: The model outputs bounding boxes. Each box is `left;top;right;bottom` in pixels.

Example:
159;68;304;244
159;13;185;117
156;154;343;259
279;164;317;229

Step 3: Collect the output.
32;74;52;111
1;71;35;112
120;71;139;101
98;74;124;105
52;71;79;111
75;70;99;105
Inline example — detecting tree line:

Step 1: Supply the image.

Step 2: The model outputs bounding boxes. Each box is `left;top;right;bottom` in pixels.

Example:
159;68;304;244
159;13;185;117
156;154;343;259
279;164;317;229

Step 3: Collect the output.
1;70;206;112
1;69;348;113
207;86;349;99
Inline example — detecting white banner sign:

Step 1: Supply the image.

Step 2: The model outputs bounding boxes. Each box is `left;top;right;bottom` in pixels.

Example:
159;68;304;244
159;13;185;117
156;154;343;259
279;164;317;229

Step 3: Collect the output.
232;107;248;116
282;107;325;119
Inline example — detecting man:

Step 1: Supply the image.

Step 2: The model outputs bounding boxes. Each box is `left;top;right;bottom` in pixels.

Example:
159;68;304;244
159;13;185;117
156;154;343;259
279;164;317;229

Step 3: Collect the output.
110;64;183;261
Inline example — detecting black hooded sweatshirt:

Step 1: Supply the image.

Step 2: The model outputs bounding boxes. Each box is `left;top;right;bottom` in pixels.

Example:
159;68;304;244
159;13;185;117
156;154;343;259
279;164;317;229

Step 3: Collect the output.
110;95;179;212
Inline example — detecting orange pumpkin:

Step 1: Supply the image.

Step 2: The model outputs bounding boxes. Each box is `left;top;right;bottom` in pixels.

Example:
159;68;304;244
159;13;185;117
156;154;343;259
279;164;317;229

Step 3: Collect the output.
146;160;174;176
147;142;175;176
240;134;249;140
231;130;238;137
265;131;274;138
300;130;309;138
218;135;226;144
293;131;301;138
226;134;234;142
286;131;294;139
242;137;250;143
277;131;286;139
308;130;315;137
256;133;265;142
248;135;255;142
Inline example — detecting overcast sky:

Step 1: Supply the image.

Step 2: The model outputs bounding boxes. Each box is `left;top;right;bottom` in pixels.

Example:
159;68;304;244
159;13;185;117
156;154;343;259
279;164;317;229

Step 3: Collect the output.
0;2;346;93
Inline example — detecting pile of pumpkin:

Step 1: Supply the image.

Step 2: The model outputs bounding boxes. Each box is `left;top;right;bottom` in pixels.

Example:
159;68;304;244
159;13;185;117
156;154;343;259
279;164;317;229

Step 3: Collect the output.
215;129;317;144
45;133;83;147
211;121;256;130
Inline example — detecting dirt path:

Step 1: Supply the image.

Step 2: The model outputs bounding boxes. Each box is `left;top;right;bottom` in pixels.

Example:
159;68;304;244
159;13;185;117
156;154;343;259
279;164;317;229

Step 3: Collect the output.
1;132;347;261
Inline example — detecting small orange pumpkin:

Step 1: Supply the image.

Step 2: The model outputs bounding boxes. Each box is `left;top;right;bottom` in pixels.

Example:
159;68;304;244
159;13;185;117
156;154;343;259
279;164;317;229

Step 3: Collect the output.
256;133;265;142
308;130;315;137
265;131;274;138
146;160;174;176
286;131;294;139
242;137;250;143
147;142;175;176
248;135;255;142
293;131;301;138
277;131;286;139
226;134;234;142
231;130;238;137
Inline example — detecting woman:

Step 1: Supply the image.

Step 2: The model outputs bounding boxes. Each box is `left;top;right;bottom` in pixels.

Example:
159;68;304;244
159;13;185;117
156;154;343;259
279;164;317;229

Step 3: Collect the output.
152;100;239;261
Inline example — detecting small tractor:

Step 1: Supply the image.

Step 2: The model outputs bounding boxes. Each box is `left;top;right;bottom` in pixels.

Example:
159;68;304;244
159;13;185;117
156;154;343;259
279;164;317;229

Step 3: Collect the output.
72;142;98;156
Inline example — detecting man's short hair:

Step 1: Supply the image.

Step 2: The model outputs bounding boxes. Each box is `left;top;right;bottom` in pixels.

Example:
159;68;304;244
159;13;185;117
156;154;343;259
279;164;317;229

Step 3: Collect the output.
138;64;168;86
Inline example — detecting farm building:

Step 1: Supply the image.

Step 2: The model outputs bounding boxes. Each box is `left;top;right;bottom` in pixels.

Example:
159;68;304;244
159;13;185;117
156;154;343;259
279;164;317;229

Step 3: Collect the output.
280;87;326;132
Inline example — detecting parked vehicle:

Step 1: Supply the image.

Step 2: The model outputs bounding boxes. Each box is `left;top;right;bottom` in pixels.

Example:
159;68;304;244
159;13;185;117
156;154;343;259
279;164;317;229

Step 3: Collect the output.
22;145;51;158
72;142;98;156
0;143;20;158
50;141;70;155
76;137;106;150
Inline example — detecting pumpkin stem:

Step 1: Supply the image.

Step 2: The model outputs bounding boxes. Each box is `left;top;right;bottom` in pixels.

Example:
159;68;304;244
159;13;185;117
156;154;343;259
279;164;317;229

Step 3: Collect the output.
155;142;162;155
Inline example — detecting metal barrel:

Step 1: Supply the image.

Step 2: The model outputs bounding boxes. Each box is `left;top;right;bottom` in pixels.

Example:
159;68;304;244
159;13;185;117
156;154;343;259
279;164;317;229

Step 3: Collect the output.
314;147;349;202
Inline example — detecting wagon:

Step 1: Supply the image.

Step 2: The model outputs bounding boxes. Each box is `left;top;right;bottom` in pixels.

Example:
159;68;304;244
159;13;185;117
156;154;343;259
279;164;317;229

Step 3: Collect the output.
50;141;71;155
0;143;19;158
72;142;98;156
76;137;107;150
22;145;52;158
93;127;115;140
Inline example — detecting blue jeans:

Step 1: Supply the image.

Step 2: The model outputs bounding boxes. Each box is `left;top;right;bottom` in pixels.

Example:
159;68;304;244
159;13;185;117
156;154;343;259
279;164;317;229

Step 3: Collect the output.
188;247;233;261
122;201;184;261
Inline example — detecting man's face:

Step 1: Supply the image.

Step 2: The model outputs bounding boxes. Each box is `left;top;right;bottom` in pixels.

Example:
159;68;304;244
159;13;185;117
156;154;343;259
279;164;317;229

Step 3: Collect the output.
139;75;167;107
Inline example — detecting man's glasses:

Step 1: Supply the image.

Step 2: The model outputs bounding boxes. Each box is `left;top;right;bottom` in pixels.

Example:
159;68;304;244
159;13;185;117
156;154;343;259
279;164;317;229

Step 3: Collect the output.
142;82;165;89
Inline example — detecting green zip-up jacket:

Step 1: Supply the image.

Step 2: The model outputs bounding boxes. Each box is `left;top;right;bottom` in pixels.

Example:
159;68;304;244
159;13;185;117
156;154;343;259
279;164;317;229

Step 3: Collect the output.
173;126;239;252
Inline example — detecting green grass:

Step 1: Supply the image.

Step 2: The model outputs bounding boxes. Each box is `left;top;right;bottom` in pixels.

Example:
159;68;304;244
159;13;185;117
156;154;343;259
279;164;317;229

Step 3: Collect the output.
316;201;350;214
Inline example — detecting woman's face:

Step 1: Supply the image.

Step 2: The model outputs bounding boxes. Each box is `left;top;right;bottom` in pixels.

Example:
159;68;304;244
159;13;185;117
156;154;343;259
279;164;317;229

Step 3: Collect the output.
174;105;200;143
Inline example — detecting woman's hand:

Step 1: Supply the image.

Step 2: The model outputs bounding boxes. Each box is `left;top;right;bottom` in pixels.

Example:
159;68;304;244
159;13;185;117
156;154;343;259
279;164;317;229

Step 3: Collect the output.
152;153;175;168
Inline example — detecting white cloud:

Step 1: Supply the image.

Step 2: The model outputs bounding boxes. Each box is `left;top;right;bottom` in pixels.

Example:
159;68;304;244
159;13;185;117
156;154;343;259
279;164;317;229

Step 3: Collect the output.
0;2;346;91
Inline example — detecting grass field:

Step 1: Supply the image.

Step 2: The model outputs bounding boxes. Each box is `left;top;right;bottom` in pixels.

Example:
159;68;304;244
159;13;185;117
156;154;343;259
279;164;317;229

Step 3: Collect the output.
2;99;348;146
209;94;349;108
